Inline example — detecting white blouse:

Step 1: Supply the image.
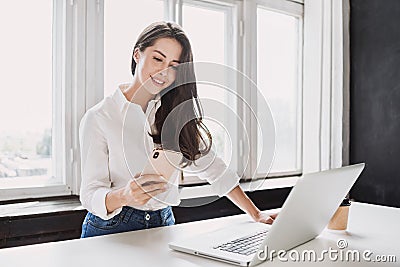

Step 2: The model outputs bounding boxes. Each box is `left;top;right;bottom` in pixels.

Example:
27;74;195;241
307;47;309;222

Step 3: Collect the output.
79;85;240;220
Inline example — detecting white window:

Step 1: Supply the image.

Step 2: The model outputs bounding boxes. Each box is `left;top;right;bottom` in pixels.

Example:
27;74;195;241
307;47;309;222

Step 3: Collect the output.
181;0;238;173
103;0;165;97
256;3;303;176
0;0;72;200
177;0;304;180
1;0;344;200
98;0;344;192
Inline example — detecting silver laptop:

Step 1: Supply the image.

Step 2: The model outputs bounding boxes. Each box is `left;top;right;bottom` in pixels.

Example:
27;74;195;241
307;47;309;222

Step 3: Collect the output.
169;163;365;266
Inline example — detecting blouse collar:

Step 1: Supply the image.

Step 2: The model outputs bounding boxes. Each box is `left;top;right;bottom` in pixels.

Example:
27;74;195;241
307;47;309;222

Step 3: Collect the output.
112;83;161;114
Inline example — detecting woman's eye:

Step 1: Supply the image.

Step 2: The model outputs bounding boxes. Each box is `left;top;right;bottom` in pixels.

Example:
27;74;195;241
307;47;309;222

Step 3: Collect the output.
171;65;178;70
153;57;162;62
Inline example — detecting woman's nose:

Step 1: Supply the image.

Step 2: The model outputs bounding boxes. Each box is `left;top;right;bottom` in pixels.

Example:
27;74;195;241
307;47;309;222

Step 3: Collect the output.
158;67;168;77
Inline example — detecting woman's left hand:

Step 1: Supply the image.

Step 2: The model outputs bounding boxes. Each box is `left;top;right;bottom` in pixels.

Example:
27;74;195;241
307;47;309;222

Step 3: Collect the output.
253;212;278;224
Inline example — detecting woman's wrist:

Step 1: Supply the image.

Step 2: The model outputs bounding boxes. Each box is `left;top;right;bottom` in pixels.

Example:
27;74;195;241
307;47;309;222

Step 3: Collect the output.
240;195;262;221
249;207;262;221
226;185;262;221
106;188;126;213
117;188;127;207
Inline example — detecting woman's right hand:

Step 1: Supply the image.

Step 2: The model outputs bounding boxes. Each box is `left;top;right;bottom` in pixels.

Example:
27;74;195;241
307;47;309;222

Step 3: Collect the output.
120;173;168;207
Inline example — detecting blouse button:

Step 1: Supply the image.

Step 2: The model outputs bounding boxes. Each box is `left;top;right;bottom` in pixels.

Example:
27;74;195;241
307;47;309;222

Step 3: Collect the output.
145;213;151;221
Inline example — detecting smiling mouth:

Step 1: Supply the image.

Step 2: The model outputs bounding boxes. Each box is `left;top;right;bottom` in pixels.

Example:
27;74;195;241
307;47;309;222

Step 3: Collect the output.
151;75;166;87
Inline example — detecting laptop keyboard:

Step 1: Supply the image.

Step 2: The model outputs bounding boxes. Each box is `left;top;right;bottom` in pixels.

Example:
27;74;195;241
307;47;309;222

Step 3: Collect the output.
212;229;268;256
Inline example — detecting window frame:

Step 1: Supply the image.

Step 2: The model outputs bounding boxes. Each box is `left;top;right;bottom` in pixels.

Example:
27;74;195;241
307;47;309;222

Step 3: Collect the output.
174;0;345;179
1;0;346;201
0;0;82;201
86;0;345;191
178;0;242;179
251;0;304;179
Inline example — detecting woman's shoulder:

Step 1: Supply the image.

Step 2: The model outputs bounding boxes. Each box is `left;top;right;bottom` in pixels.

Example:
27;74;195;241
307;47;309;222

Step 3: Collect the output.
85;95;116;117
80;96;117;127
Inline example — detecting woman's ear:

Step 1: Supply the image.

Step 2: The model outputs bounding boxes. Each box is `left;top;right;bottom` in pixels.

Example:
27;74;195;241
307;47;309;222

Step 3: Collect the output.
133;48;140;64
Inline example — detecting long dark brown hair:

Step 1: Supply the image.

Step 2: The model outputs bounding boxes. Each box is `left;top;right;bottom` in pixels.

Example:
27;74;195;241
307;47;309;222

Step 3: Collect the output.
131;21;211;167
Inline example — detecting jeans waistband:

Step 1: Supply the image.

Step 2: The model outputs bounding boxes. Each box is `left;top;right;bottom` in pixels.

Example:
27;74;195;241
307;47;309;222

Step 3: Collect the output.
122;205;172;218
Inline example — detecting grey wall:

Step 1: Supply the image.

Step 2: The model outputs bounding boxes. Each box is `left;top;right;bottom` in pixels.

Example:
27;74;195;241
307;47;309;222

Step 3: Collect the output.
349;0;400;207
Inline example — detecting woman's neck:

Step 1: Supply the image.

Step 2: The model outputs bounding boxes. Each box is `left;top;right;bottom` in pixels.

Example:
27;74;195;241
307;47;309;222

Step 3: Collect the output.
121;77;155;112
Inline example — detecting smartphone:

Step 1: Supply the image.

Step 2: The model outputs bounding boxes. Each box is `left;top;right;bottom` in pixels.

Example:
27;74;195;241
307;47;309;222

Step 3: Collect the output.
141;149;182;183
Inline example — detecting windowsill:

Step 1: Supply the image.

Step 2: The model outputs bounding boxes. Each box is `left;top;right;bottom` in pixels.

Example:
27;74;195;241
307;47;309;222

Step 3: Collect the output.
0;177;298;218
0;176;60;189
0;197;84;218
179;176;299;199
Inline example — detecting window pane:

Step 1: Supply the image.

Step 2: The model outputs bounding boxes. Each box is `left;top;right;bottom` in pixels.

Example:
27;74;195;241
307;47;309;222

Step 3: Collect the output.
183;4;235;166
104;0;164;97
182;5;225;63
257;7;301;174
0;1;54;188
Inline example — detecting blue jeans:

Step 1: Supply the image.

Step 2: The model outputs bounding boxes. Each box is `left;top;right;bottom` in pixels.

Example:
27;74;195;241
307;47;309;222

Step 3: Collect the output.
80;206;175;238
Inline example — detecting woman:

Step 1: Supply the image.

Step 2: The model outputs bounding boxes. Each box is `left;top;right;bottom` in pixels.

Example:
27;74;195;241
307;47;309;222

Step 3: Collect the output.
79;21;276;238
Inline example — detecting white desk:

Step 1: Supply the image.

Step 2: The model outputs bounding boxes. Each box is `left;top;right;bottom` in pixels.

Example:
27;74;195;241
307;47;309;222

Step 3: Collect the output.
1;202;399;266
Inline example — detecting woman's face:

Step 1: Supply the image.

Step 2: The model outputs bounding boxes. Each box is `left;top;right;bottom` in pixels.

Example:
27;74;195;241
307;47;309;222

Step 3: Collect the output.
134;37;182;95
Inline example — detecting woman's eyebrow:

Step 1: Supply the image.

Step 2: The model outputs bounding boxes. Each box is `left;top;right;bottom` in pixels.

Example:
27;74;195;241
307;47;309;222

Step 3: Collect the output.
154;49;180;63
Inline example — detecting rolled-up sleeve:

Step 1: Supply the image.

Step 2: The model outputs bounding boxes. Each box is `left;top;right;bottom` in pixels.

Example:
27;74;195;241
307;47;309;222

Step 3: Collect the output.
186;149;240;197
79;111;122;220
